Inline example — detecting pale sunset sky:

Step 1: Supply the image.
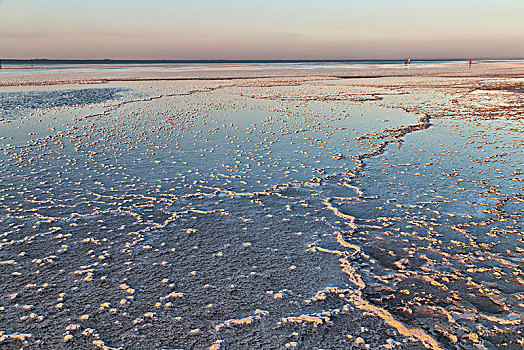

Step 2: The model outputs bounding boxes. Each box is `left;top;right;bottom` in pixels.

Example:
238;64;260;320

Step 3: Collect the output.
0;0;523;59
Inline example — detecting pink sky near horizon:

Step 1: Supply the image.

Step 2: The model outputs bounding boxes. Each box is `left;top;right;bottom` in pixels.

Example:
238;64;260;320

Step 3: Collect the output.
1;0;523;59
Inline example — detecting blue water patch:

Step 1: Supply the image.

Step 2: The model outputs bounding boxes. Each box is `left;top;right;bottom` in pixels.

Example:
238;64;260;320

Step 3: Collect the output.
0;87;128;120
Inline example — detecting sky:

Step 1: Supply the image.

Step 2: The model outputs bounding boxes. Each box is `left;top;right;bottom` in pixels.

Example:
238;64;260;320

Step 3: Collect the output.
0;0;523;60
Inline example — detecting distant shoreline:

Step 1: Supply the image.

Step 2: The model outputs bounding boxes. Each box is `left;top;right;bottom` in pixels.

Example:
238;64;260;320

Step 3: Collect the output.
1;60;523;88
2;58;524;66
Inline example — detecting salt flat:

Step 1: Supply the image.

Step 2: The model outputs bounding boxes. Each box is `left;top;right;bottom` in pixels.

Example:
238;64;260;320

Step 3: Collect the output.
0;62;523;349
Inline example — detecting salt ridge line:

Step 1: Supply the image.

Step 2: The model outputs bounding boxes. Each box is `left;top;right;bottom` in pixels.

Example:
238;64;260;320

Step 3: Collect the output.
240;81;442;348
316;109;442;348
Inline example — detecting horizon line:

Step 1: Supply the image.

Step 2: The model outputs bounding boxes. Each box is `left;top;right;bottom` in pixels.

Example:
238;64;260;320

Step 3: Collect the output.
2;57;524;62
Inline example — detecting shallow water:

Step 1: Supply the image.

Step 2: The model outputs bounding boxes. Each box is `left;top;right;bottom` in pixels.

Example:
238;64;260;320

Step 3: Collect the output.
0;77;522;349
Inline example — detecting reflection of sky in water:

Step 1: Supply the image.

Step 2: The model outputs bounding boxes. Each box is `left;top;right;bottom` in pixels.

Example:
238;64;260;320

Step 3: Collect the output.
0;84;416;200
